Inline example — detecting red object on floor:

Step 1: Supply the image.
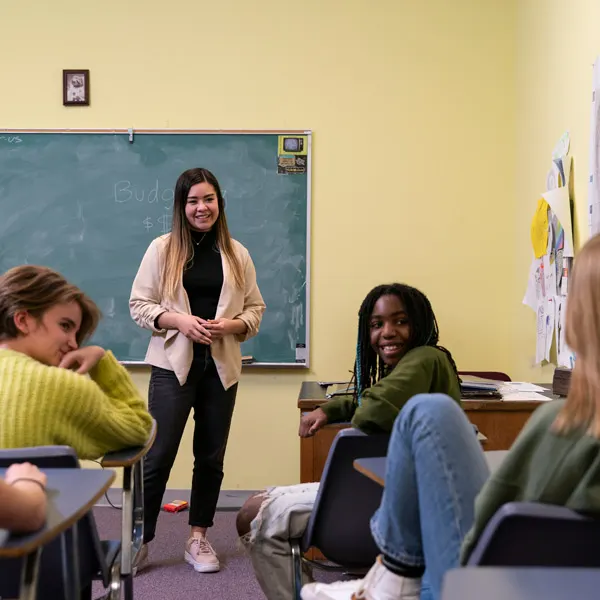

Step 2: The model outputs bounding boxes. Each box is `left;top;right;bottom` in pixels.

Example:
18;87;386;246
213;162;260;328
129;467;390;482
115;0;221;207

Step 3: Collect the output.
162;500;189;513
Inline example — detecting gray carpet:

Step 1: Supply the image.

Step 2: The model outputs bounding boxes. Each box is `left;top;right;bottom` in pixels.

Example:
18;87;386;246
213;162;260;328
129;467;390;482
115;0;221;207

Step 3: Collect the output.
93;507;264;600
92;507;340;599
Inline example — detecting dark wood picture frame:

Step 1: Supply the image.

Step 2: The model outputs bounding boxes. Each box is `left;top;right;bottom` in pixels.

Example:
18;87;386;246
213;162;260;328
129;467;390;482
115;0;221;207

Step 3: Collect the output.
63;70;90;106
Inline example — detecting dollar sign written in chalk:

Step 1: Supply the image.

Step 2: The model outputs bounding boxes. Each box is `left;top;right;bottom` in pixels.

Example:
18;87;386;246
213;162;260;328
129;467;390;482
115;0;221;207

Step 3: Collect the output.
143;217;153;231
158;212;172;234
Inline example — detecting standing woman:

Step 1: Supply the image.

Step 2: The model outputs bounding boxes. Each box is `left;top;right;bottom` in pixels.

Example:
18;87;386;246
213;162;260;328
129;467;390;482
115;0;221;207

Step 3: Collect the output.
130;168;265;574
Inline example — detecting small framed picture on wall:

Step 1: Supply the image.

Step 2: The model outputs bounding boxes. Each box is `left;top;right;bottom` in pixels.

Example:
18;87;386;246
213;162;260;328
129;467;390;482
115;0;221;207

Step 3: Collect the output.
63;69;90;106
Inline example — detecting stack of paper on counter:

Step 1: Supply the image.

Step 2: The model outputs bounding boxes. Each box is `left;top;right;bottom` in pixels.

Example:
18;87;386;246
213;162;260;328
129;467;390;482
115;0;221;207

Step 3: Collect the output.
498;382;551;402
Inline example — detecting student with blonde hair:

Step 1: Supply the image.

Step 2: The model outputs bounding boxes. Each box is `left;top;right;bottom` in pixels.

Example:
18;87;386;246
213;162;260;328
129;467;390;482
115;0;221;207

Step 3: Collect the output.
130;167;265;574
302;234;600;600
0;265;152;458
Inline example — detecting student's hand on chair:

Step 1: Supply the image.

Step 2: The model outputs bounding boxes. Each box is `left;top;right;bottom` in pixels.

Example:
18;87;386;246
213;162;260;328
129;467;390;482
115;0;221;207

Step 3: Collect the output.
299;408;328;437
59;346;106;374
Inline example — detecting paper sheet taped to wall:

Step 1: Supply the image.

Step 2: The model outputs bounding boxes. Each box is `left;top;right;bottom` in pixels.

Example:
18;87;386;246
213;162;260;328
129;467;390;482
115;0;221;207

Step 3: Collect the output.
543;185;574;257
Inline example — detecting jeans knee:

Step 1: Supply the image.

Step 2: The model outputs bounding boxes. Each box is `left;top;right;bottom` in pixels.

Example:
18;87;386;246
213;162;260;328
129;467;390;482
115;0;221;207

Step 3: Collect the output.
396;393;461;433
236;491;268;537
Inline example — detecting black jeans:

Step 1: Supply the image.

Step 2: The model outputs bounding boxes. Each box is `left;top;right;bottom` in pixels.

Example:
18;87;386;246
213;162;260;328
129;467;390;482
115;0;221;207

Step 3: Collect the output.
143;352;237;543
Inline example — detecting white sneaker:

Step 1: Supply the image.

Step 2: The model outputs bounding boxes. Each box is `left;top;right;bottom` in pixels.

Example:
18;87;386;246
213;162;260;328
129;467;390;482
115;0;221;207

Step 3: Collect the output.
301;556;421;600
184;534;220;573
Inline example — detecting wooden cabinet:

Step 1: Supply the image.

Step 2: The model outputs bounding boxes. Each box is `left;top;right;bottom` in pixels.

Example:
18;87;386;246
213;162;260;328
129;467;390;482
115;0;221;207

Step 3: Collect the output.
299;382;549;483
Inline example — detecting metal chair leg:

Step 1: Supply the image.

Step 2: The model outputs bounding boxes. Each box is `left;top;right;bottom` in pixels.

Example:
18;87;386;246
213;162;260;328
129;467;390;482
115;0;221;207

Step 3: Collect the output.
60;526;81;600
132;460;144;556
19;547;41;600
121;465;134;600
291;540;304;600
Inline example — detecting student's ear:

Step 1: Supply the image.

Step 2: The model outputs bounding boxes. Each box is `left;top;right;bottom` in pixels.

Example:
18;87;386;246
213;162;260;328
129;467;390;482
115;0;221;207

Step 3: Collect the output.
13;310;32;335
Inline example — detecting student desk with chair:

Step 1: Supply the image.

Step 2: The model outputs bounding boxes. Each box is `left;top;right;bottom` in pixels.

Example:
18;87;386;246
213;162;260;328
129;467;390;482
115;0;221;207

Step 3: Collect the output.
353;460;600;600
0;468;115;600
298;381;555;483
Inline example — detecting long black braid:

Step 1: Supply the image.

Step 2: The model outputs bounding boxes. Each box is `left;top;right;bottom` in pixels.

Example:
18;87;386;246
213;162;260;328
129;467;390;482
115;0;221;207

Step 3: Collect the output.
351;283;461;404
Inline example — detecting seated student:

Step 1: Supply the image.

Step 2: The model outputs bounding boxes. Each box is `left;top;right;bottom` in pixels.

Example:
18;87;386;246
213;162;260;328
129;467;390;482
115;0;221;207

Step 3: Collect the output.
237;283;462;600
0;265;152;459
0;462;47;533
302;233;600;600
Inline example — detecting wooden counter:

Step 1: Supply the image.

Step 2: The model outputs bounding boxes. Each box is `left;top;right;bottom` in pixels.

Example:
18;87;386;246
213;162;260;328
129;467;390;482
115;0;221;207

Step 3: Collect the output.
298;381;554;483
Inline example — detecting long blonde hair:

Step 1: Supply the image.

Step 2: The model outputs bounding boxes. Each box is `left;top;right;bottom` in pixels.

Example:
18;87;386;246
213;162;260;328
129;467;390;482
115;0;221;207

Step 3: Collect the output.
554;234;600;437
160;168;244;300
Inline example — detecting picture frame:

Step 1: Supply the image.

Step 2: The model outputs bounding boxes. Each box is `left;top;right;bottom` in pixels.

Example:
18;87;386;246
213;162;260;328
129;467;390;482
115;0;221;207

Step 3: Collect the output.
63;70;90;106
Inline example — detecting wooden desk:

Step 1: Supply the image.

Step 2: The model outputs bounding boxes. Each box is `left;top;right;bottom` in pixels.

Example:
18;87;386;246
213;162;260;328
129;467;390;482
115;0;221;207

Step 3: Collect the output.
354;457;386;487
299;381;554;483
0;468;115;600
442;567;600;600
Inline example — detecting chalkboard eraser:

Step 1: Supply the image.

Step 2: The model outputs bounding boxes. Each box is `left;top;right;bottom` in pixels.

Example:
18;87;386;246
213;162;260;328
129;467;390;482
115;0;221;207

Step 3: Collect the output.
242;356;255;364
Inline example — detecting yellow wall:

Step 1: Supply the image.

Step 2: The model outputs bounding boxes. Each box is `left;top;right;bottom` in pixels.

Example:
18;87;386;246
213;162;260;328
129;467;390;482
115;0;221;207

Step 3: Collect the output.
1;0;517;489
513;0;600;381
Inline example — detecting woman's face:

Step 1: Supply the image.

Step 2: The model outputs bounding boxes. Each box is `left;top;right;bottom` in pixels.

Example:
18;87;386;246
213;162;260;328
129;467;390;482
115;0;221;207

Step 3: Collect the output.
13;301;81;366
369;294;412;368
185;182;220;232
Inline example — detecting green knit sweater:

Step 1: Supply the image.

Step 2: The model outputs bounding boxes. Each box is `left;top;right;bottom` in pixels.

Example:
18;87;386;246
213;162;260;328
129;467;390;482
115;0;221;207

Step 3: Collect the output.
0;348;152;460
320;346;461;433
461;399;600;563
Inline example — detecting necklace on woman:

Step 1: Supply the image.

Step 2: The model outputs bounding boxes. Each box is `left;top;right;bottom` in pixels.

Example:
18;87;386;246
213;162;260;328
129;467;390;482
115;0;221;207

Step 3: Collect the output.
193;233;207;246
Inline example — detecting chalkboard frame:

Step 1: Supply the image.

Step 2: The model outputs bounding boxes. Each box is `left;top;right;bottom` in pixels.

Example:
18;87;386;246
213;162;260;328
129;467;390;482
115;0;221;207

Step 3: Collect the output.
0;128;312;368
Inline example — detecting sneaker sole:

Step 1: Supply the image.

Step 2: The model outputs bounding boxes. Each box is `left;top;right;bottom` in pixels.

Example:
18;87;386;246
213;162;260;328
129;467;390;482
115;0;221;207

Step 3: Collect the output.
184;551;220;573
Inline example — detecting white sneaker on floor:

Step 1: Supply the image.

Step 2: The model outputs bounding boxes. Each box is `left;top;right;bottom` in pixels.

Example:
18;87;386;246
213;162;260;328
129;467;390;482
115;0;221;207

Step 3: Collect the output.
301;556;421;600
184;534;220;573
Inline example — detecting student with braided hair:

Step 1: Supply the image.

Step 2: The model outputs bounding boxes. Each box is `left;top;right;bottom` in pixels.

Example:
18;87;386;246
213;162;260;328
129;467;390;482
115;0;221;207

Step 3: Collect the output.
300;283;461;437
237;283;462;600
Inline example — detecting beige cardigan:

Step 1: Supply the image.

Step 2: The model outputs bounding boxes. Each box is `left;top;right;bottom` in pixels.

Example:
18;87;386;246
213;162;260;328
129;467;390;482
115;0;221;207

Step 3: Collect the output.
129;234;265;389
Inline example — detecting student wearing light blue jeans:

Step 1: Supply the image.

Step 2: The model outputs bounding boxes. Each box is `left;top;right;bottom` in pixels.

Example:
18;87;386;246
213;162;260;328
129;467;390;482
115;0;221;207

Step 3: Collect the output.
248;236;600;600
239;394;488;600
301;393;489;600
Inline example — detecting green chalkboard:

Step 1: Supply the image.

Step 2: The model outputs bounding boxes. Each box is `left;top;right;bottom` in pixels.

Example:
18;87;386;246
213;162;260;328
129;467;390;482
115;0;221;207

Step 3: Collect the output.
0;131;310;365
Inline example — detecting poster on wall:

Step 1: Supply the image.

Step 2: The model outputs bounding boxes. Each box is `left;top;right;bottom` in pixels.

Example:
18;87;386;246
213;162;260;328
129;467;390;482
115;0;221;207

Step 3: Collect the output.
523;133;575;367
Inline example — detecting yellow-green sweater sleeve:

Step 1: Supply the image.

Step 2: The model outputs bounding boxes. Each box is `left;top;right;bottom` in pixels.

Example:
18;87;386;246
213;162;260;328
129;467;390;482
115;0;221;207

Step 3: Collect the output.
0;350;152;460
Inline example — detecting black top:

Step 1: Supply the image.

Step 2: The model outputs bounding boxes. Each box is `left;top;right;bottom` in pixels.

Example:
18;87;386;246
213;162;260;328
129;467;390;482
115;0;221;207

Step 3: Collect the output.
182;228;224;356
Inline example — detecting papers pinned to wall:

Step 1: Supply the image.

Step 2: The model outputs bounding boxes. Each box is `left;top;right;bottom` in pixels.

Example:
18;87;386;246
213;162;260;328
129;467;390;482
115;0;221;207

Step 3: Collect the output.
523;132;575;367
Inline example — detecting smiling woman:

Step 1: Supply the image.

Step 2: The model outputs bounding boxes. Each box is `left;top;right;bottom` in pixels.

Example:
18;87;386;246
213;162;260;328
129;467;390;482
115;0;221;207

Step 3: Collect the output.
129;167;266;574
237;283;462;600
0;264;152;459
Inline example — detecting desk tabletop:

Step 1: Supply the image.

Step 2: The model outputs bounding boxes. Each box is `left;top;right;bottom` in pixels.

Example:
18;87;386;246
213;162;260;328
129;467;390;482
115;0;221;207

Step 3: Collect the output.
353;457;386;486
442;567;600;600
0;468;115;558
298;381;556;411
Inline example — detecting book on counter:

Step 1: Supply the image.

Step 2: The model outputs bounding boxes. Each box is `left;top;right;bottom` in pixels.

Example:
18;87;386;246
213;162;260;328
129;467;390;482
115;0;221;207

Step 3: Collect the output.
460;376;502;400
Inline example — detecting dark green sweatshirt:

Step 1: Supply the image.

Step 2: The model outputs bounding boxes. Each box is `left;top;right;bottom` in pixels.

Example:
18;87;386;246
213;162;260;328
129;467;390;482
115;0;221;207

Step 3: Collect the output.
320;346;461;434
461;399;600;563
